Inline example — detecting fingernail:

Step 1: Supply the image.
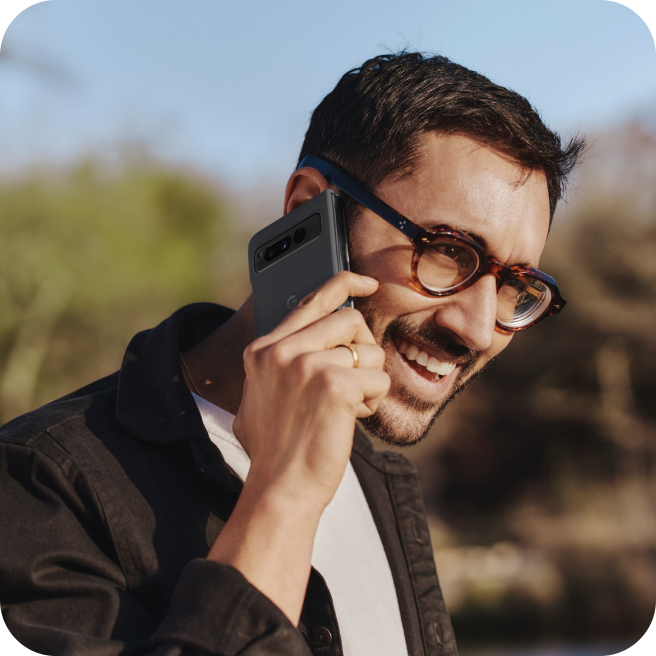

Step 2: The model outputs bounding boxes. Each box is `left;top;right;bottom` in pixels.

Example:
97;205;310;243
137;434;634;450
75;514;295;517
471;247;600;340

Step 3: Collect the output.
360;275;378;285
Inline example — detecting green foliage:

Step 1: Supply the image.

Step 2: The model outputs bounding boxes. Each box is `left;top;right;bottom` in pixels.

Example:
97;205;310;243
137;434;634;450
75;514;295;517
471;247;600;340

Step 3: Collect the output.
0;159;232;421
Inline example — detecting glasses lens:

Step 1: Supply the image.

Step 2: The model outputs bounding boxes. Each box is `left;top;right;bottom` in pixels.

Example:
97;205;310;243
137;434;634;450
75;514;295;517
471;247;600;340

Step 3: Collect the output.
416;237;479;292
497;275;552;328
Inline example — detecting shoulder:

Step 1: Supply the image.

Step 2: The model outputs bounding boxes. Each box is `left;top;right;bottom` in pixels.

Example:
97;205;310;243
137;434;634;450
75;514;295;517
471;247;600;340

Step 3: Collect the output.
0;373;125;538
0;372;119;458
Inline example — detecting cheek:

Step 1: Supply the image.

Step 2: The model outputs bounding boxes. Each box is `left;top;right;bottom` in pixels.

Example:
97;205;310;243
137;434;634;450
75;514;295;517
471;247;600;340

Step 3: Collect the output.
350;243;415;291
354;284;400;326
348;218;413;282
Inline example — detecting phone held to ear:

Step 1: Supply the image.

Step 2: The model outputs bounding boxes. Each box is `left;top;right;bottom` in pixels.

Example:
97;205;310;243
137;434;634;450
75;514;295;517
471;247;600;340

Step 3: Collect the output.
248;190;352;338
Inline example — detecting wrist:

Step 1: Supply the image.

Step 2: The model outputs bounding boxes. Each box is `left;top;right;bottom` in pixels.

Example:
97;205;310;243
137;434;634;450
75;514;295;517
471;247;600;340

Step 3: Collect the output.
207;476;323;625
244;474;330;523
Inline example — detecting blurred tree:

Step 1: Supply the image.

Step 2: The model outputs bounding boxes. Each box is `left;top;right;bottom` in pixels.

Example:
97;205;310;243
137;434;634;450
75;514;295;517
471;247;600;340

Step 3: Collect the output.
0;158;236;422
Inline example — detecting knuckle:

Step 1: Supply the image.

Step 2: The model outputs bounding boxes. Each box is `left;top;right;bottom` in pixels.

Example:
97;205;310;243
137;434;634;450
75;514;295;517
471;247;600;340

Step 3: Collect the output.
269;340;294;366
340;307;360;322
244;335;272;357
318;367;344;397
370;347;386;369
343;307;373;334
243;341;258;361
294;352;315;379
338;307;365;330
242;341;262;373
335;270;353;284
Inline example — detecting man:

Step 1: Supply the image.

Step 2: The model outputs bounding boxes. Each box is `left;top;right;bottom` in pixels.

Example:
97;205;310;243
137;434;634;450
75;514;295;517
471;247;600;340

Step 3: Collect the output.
0;53;584;655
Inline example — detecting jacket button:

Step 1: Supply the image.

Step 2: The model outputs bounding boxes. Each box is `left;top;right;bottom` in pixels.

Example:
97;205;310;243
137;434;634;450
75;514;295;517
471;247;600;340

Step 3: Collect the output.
433;621;444;646
313;627;333;645
412;520;426;544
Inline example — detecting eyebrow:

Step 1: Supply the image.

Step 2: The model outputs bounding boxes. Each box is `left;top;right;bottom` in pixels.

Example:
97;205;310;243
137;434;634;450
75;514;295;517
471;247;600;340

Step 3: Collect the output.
424;222;533;269
461;228;488;250
424;222;490;250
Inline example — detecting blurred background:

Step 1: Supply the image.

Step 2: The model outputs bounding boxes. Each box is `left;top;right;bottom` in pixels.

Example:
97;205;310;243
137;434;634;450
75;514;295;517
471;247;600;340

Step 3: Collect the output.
0;1;655;654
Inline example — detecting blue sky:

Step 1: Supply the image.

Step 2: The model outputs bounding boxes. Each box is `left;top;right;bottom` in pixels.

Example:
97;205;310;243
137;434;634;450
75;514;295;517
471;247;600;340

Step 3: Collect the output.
0;0;655;191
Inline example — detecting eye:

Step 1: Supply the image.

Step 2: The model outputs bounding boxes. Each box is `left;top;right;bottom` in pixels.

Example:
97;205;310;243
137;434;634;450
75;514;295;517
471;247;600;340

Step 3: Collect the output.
498;277;534;302
417;238;480;291
505;277;530;292
434;243;471;265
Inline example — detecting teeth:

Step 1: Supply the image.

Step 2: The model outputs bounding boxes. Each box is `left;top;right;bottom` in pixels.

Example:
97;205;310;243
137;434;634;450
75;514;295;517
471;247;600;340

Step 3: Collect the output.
426;356;440;373
397;338;457;379
435;361;451;375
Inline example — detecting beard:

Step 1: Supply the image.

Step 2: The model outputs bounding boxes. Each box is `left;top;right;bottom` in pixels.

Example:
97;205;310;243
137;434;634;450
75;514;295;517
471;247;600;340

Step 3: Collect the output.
354;298;493;447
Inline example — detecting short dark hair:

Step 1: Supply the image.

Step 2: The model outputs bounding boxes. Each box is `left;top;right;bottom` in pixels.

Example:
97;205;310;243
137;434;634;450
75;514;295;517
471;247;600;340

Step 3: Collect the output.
298;52;585;223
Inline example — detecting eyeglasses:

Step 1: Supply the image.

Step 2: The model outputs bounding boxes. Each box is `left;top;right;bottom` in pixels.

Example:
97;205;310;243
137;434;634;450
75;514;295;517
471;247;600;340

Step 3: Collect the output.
298;155;566;332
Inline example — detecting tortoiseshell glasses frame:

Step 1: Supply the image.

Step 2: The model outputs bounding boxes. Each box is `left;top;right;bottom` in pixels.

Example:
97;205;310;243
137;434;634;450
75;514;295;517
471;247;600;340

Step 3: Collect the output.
298;155;566;332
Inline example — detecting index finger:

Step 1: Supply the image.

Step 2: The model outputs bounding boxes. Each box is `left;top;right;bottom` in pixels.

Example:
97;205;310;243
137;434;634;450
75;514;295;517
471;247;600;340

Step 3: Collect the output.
268;271;378;342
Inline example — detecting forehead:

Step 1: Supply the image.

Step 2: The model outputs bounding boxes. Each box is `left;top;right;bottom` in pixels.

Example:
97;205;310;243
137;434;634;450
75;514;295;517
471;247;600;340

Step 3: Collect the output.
376;132;551;267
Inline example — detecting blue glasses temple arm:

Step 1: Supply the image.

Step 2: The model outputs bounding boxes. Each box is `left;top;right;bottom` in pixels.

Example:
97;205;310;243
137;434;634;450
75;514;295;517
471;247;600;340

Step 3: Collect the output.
298;155;422;241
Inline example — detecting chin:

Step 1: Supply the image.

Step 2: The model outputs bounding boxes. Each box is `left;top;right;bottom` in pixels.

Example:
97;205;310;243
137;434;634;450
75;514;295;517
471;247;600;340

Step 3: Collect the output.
360;360;487;448
359;386;445;447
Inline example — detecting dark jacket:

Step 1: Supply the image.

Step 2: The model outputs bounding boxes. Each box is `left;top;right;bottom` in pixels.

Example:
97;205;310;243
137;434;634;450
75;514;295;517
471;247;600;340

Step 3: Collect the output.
0;303;457;656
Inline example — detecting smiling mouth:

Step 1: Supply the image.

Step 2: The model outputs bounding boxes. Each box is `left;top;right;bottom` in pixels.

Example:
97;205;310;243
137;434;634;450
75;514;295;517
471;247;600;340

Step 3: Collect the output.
392;335;459;383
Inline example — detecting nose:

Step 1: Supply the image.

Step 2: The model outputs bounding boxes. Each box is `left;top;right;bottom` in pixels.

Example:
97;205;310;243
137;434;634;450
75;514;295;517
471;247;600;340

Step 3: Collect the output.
432;274;498;352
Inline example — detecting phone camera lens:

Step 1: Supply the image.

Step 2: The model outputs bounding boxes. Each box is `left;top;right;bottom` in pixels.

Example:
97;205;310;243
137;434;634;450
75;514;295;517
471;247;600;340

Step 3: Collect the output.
264;236;292;263
293;228;306;244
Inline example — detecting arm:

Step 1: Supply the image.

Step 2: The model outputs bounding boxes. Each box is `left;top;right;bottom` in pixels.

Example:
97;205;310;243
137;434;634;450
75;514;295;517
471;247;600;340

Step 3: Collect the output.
207;272;390;624
0;441;310;656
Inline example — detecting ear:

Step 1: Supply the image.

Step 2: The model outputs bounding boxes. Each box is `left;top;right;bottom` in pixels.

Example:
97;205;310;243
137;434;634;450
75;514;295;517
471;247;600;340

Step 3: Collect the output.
283;167;338;215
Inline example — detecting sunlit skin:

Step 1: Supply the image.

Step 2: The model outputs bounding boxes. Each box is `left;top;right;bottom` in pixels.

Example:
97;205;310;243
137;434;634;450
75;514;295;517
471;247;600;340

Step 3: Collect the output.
180;132;551;625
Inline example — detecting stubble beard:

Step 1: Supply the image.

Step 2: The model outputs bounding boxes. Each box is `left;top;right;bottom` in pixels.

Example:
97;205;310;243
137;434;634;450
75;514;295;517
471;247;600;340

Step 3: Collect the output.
354;298;492;448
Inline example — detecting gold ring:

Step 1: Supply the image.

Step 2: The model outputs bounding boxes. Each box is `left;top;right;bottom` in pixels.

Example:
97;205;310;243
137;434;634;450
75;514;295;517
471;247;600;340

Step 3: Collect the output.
340;343;359;369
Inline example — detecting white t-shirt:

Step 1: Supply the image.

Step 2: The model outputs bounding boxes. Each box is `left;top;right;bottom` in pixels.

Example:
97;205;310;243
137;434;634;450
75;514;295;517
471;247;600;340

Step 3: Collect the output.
192;393;409;656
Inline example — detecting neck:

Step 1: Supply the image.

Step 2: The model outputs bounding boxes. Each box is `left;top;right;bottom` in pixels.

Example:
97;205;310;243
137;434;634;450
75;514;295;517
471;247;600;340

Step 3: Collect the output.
181;296;255;416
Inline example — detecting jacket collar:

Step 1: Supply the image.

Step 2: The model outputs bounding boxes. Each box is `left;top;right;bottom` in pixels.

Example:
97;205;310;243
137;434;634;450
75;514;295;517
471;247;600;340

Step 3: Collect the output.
116;302;235;444
353;422;417;477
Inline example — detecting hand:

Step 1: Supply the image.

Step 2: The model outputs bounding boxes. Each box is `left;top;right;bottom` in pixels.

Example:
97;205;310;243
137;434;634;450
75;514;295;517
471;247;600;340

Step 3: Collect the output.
207;271;390;624
234;270;390;510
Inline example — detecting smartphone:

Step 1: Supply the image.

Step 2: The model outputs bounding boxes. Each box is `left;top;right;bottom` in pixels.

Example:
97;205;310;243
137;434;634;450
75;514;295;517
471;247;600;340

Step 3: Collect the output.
248;190;352;337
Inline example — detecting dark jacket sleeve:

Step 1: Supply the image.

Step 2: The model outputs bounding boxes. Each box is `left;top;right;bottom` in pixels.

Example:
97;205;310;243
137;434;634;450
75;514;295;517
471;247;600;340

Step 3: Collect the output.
0;441;311;656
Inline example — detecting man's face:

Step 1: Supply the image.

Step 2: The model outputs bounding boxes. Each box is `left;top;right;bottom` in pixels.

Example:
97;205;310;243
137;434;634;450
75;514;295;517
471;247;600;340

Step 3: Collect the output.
348;132;551;446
